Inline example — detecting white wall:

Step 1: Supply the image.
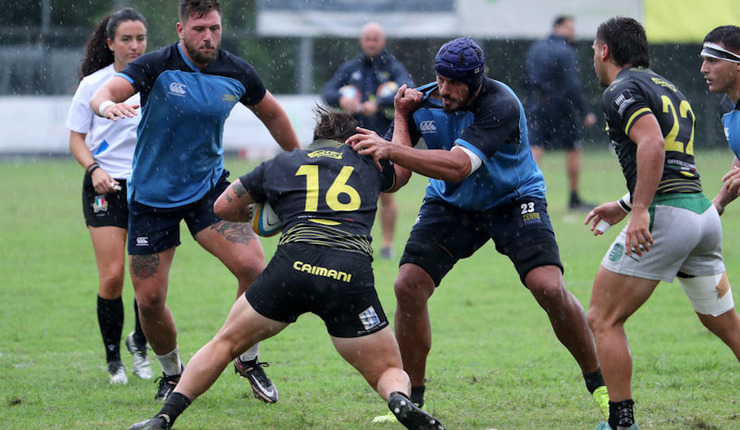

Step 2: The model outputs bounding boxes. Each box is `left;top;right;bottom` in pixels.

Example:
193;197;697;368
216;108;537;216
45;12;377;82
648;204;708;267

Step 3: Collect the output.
0;95;320;158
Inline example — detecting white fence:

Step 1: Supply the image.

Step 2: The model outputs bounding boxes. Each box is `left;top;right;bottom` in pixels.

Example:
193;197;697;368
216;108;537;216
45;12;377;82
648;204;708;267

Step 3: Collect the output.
0;95;321;159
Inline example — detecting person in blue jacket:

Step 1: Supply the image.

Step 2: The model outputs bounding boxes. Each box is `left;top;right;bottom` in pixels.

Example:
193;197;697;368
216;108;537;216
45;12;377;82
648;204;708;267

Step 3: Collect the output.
526;15;597;211
322;22;415;260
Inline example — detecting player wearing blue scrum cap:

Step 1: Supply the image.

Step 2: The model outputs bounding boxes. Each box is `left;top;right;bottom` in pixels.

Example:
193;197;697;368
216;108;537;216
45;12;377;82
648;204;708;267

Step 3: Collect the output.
349;37;609;421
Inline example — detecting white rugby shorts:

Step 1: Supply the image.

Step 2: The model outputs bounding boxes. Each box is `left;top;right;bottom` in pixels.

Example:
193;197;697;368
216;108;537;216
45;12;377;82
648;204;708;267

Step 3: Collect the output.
601;196;724;281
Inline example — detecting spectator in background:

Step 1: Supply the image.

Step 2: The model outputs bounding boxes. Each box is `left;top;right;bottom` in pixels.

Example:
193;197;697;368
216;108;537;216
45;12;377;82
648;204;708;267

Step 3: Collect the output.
322;22;415;259
65;7;152;385
526;15;598;211
89;0;300;403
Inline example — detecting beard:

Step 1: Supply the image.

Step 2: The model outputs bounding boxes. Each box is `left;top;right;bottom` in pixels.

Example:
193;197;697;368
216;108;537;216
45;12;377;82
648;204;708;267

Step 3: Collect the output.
183;38;219;65
441;94;468;112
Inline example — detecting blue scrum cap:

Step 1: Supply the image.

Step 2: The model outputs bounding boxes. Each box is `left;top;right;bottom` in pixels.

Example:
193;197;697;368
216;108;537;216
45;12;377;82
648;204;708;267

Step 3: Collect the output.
434;37;486;95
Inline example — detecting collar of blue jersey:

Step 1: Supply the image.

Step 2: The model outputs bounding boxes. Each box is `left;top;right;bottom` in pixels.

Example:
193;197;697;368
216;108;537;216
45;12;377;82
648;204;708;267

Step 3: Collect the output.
416;82;442;107
177;42;220;72
700;42;740;64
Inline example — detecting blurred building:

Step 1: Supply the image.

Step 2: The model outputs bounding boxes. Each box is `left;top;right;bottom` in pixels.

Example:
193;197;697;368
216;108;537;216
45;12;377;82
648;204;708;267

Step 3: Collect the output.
1;0;736;154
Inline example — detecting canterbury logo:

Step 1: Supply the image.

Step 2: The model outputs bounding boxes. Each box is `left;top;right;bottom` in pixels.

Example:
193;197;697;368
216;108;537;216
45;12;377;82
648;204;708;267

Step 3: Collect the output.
168;82;187;96
419;120;436;133
136;236;149;246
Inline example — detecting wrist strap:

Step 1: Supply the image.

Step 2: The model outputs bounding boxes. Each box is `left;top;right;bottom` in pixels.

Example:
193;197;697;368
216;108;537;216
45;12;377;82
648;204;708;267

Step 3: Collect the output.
98;100;115;117
617;192;632;213
87;162;100;174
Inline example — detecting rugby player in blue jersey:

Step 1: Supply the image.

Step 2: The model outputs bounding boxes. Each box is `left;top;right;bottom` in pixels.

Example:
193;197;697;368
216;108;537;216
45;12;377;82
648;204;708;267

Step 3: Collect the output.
700;25;740;215
350;37;608;421
90;0;300;404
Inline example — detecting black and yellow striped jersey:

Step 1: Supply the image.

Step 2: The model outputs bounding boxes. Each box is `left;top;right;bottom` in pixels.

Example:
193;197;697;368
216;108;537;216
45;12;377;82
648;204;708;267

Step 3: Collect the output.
602;67;702;195
239;139;396;256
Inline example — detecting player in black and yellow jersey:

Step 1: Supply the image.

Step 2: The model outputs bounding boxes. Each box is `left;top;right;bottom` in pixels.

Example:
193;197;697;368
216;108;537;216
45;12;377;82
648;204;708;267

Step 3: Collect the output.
128;107;445;430
585;17;740;430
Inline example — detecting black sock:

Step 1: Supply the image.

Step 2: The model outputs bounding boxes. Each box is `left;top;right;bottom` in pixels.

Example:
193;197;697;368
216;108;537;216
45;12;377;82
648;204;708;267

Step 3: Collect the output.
97;295;124;363
410;385;425;408
157;392;191;427
608;399;635;429
583;368;605;394
570;191;580;204
132;299;147;347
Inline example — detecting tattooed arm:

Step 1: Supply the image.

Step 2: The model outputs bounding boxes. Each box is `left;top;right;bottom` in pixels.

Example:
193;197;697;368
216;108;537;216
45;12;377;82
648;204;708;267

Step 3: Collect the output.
214;179;255;222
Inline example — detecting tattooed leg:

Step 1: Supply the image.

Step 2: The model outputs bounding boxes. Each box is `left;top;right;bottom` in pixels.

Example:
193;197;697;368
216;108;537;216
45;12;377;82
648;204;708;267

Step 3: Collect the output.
129;248;178;355
195;221;266;298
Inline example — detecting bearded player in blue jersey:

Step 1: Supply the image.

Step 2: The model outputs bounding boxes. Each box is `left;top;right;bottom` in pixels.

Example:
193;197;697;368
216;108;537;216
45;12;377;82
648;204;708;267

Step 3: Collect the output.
90;0;300;404
350;37;608;422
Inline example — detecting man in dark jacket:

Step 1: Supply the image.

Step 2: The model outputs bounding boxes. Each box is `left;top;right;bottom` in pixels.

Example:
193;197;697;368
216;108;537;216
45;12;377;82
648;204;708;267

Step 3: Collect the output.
322;22;414;259
526;15;597;211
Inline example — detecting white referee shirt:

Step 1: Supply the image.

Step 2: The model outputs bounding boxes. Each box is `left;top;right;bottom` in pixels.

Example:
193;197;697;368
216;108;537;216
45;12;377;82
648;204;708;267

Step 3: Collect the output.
65;63;140;180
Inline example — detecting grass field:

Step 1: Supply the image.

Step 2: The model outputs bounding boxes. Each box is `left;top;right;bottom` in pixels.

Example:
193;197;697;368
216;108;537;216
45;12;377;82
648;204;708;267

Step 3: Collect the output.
1;149;739;429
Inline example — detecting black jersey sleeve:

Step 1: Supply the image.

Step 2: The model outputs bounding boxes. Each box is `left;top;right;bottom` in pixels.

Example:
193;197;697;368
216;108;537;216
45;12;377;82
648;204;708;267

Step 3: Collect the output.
218;51;267;107
238;160;270;203
119;44;176;103
459;81;521;158
379;159;397;192
602;79;653;137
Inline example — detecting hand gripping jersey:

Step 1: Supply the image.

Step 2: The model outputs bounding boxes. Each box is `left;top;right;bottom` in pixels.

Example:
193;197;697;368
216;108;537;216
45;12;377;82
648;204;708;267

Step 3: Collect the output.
722;99;740;158
239;139;397;256
117;43;267;207
387;79;545;211
602;67;702;195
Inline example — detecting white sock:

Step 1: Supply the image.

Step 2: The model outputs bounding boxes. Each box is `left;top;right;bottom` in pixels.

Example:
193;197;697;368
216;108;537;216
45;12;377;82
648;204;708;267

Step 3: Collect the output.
156;347;182;376
239;343;260;362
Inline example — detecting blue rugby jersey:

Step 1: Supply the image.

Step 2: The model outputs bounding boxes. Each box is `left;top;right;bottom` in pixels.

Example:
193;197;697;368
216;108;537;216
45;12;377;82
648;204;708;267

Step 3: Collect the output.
117;43;267;207
723;100;740;159
387;79;545;210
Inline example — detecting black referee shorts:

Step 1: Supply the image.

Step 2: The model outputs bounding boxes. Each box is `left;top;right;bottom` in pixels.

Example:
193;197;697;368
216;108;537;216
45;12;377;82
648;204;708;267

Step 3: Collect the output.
82;172;128;228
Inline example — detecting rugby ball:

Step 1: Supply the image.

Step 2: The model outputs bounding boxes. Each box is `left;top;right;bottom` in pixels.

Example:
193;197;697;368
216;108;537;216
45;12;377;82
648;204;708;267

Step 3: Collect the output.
249;201;282;237
376;81;399;120
376;81;399;99
339;85;361;103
